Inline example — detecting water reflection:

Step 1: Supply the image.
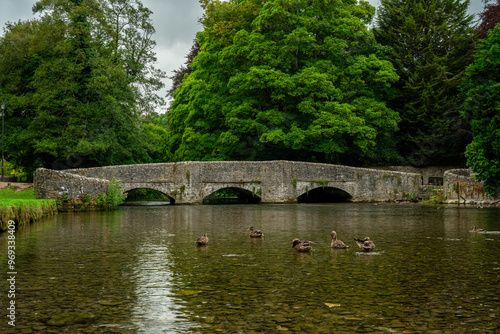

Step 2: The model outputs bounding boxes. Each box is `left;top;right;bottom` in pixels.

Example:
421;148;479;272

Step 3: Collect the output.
130;242;193;332
0;204;498;333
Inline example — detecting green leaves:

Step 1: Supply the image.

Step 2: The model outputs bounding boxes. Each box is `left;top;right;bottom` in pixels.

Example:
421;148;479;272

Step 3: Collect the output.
0;0;163;174
461;25;500;195
169;0;400;164
375;0;475;166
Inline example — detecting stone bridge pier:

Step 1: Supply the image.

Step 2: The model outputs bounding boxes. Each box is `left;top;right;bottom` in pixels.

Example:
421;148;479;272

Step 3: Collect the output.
34;161;422;204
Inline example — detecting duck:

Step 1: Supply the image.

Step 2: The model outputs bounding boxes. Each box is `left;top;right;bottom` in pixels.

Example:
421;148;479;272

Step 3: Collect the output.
354;237;375;252
195;232;209;245
292;238;312;252
331;231;349;249
472;225;486;233
248;227;264;238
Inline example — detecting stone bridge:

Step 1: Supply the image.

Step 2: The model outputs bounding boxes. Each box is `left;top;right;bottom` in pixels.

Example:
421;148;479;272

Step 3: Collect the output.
34;161;423;204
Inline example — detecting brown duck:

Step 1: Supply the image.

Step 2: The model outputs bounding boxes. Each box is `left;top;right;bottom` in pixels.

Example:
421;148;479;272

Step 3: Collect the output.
472;225;486;233
195;232;209;245
331;231;349;249
292;238;312;252
354;237;375;252
248;227;264;238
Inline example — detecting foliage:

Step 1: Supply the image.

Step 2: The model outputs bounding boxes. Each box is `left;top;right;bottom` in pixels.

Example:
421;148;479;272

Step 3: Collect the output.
374;0;475;166
461;25;500;195
55;193;70;210
168;0;401;165
476;0;500;39
0;0;165;174
96;178;127;210
421;187;447;204
207;188;240;198
142;122;171;162
125;188;168;201
168;38;200;99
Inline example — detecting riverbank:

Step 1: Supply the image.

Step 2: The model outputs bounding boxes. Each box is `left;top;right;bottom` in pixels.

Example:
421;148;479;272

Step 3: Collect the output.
0;184;57;231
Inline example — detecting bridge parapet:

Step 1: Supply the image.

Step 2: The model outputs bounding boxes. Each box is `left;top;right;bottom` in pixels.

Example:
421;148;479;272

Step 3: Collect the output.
34;168;109;201
36;161;422;204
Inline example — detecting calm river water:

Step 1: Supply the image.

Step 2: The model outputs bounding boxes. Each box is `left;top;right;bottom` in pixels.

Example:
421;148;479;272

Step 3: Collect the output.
1;203;500;333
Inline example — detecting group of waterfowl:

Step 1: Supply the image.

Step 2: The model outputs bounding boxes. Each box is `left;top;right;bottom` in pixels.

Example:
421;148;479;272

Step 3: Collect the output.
197;224;487;250
196;227;376;253
291;233;375;253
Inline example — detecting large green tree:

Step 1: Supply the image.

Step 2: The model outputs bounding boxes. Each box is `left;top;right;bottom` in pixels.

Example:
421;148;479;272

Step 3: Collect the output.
461;25;500;196
0;0;166;174
168;0;400;165
374;0;475;166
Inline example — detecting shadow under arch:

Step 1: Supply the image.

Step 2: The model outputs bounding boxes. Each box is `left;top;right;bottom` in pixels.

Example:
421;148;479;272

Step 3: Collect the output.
203;187;261;204
298;187;352;203
123;188;175;205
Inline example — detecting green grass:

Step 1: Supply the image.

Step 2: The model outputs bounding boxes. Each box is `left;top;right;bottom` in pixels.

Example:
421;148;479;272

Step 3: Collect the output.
0;187;37;199
0;187;57;231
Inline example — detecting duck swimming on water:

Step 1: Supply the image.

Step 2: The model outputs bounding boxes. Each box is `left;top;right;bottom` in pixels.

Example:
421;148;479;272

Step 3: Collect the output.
292;238;312;252
196;232;209;245
472;225;486;233
331;231;349;249
248;227;264;238
354;237;375;252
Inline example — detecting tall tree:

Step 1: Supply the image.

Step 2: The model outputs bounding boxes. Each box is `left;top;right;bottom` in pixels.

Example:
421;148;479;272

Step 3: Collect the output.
168;0;400;165
476;0;500;39
461;25;500;196
168;39;200;99
374;0;475;166
0;0;165;174
101;0;166;114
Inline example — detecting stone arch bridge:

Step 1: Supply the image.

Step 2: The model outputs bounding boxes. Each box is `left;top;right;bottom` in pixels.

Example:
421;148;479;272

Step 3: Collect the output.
34;161;422;204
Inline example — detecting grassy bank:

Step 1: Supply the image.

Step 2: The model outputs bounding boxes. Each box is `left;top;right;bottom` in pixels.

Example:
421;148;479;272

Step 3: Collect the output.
0;187;57;231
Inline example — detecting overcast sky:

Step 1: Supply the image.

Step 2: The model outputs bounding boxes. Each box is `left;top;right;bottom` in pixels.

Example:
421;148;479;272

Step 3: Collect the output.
1;0;485;111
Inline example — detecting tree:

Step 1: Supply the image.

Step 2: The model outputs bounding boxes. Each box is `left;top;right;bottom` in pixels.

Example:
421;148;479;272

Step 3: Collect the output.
374;0;475;166
477;0;500;39
168;0;400;165
168;39;200;99
0;0;165;174
101;0;166;114
461;25;500;195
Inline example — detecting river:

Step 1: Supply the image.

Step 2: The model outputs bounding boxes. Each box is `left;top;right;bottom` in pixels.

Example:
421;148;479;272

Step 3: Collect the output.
1;203;499;333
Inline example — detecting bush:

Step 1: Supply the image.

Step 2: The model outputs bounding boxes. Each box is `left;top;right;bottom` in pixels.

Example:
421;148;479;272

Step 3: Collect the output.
96;179;127;210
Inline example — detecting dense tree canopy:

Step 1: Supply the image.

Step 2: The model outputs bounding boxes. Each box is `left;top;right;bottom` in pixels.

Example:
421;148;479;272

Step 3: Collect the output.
461;25;500;195
168;0;400;165
0;0;166;174
375;0;475;166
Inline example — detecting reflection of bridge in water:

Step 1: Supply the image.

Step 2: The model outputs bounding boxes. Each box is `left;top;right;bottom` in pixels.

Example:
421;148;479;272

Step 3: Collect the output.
35;161;422;204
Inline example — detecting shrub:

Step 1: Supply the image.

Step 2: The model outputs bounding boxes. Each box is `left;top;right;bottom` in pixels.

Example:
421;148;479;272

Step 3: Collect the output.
96;179;127;210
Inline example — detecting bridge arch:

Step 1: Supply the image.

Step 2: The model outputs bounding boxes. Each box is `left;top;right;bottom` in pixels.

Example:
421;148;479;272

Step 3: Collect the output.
297;186;353;203
123;186;176;204
203;186;261;204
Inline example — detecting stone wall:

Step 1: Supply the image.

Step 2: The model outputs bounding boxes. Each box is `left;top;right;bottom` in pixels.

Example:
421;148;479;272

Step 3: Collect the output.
34;162;500;204
373;166;459;185
443;169;498;204
34;168;109;201
52;161;422;204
